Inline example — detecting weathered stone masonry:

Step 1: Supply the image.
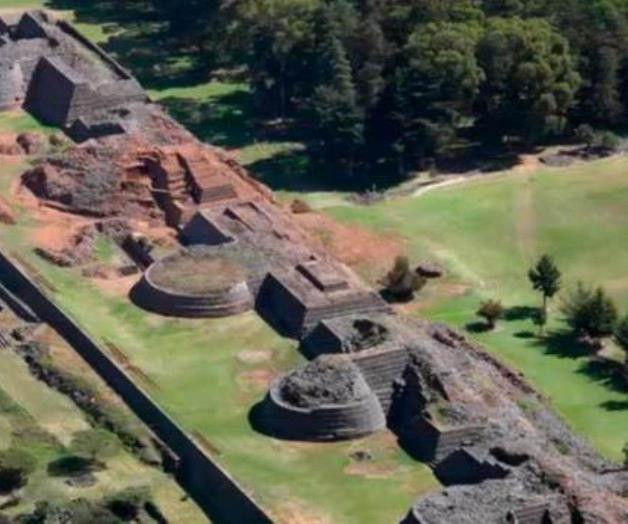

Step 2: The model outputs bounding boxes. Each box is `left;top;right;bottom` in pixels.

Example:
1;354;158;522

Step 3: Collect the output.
1;10;627;523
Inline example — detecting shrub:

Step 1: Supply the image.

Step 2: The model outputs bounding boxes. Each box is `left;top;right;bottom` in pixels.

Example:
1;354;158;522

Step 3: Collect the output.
290;198;312;214
561;283;618;339
615;315;628;358
476;300;505;329
105;487;151;521
575;124;596;148
0;448;37;494
47;454;98;478
72;429;120;464
381;256;426;302
575;125;620;152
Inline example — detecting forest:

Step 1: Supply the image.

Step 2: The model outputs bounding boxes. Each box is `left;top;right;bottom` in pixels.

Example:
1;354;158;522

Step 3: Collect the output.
103;1;628;179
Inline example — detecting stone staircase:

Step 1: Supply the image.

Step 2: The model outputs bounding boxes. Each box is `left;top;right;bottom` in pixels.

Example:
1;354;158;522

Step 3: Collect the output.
199;184;238;204
352;346;409;413
511;503;550;524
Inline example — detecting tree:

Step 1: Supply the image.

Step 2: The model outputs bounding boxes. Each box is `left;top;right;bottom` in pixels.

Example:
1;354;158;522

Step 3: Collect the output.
614;314;628;364
561;283;618;340
394;21;483;165
528;254;561;318
0;447;37;494
72;429;120;465
575;124;597;149
533;307;548;336
310;33;365;175
477;299;505;330
381;256;426;302
476;17;581;144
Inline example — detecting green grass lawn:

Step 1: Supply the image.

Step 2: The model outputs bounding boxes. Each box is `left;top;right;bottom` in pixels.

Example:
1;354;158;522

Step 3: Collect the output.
0;226;438;523
320;157;628;460
0;149;438;522
0;325;203;520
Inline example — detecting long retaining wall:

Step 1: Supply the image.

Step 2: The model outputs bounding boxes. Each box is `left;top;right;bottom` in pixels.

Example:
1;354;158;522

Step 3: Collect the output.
0;249;271;524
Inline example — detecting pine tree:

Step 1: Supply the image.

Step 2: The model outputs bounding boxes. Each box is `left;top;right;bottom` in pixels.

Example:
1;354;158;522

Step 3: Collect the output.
528;254;562;318
562;284;618;340
310;34;365;175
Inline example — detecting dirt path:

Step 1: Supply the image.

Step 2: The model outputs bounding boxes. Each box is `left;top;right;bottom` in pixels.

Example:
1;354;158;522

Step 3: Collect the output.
410;153;544;200
514;175;537;261
411;176;468;198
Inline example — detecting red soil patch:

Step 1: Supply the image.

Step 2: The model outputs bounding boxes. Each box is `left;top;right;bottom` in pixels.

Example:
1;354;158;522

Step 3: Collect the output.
89;273;140;298
0;132;23;156
237;369;276;390
294;211;405;284
272;500;332;524
344;460;399;479
236;350;273;364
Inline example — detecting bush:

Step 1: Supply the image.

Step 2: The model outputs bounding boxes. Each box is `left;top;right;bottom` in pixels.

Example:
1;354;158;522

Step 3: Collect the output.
614;315;628;356
47;455;98;478
381;256;426;302
575;124;620;152
290;198;312;214
105;487;151;521
0;448;37;494
72;429;120;464
561;283;618;339
476;300;504;329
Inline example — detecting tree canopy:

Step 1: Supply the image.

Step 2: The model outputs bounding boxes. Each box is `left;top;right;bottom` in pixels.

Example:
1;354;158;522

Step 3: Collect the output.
123;0;628;183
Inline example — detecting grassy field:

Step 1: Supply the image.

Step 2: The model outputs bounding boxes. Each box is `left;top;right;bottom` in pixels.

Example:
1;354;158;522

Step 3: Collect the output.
313;157;628;460
0;152;438;522
0;3;439;521
0;314;204;520
0;224;438;523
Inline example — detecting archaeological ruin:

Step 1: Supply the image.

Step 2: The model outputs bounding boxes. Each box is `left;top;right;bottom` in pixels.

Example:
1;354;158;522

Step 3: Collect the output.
1;10;627;523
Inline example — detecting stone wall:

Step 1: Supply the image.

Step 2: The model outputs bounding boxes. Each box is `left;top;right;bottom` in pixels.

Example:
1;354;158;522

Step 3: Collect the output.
399;416;486;464
433;448;510;486
25;56;80;126
256;272;308;336
259;378;386;441
182;211;235;246
0;249;272;524
131;268;253;318
351;346;410;413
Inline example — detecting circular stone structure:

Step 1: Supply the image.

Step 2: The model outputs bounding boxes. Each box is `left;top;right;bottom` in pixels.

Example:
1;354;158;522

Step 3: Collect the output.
259;355;386;441
132;248;254;318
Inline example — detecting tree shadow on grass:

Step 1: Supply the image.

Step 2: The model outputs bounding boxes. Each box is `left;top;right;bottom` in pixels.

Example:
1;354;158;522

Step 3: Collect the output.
465;321;491;334
577;359;627;395
599;399;628;411
532;329;592;359
504;306;539;322
159;90;254;149
532;329;628;395
46;0;211;90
